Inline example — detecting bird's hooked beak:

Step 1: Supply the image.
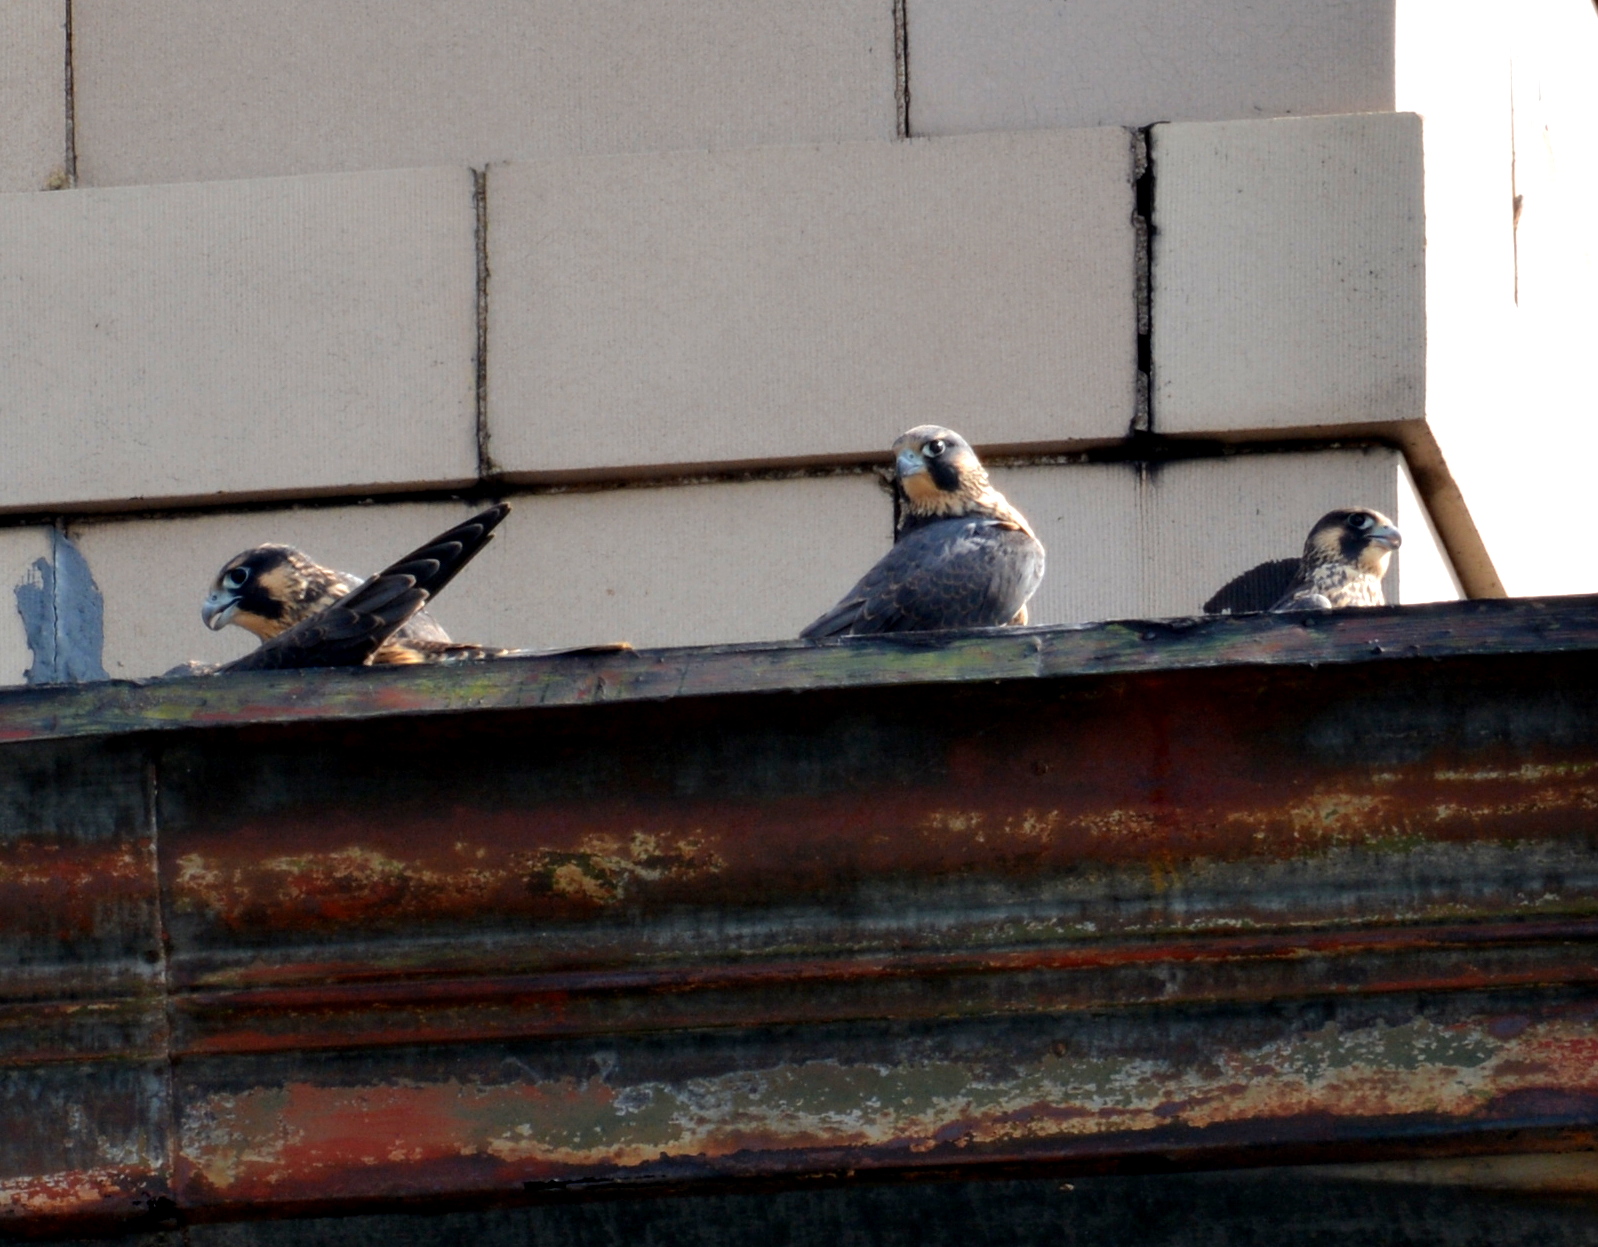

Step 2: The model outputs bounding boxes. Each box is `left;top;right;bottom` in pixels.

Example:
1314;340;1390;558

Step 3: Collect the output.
201;589;238;631
1368;523;1402;551
895;447;927;479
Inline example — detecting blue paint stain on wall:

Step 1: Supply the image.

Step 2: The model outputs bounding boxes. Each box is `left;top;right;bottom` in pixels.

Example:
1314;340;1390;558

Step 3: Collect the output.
13;529;109;684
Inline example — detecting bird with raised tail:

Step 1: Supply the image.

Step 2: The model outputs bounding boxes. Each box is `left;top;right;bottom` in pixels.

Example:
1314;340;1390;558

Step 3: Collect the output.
199;505;512;670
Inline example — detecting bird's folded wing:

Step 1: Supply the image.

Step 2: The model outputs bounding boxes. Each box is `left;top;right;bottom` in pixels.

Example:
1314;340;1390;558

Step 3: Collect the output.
218;505;510;672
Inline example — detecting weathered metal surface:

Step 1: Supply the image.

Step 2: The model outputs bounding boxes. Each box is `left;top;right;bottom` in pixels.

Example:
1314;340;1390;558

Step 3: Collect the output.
152;652;1598;984
0;1058;172;1230
0;595;1589;745
1318;1150;1598;1194
42;1165;1598;1246
1;599;1597;1234
0;739;160;1003
168;988;1598;1212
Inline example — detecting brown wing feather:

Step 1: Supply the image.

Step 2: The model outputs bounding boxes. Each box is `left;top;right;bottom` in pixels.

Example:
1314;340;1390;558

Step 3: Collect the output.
219;505;510;672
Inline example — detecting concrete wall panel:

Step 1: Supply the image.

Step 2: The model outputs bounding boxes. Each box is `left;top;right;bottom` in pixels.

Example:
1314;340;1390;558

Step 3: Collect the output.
72;0;897;187
0;0;66;192
909;0;1396;137
1151;112;1426;436
0;166;478;512
488;129;1138;477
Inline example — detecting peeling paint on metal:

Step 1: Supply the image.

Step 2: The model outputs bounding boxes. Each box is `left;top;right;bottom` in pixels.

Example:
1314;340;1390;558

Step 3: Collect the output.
172;828;725;932
13;529;108;685
171;1005;1598;1209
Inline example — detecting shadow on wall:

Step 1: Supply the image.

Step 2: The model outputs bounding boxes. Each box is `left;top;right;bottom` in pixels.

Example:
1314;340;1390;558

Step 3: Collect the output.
14;530;108;684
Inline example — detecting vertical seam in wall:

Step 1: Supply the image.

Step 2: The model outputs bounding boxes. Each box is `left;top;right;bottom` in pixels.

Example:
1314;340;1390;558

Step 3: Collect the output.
1132;126;1155;435
62;0;78;185
473;167;495;480
893;0;910;139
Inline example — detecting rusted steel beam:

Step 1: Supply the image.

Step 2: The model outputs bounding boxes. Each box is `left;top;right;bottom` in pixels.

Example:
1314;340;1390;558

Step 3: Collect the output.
154;653;1598;985
168;920;1598;1056
165;987;1598;1215
1;600;1597;1234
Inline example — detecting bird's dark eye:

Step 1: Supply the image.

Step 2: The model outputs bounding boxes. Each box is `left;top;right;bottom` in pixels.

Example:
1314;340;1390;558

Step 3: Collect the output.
924;439;947;457
1349;514;1373;531
224;568;249;589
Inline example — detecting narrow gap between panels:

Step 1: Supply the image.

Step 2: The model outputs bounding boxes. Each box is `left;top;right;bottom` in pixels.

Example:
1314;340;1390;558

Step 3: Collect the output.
893;0;910;139
1132;126;1157;436
472;168;495;480
61;0;79;186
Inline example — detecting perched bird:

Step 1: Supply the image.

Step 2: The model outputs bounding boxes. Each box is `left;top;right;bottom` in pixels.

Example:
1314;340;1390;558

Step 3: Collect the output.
801;425;1044;637
203;545;452;651
1269;508;1402;612
206;505;510;672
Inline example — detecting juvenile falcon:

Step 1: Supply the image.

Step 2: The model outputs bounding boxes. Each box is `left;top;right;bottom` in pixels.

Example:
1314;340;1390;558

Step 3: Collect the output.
1269;507;1402;612
206;505;510;671
801;425;1045;637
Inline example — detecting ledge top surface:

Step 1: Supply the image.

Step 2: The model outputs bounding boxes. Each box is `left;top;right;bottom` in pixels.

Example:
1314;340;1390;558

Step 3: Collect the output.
0;594;1591;745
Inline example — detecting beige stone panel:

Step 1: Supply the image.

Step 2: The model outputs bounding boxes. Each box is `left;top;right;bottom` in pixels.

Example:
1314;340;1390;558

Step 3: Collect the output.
71;0;897;187
0;527;56;685
0;1;66;192
993;447;1456;624
909;0;1396;137
488;129;1138;476
1151;112;1426;436
987;464;1138;626
0;167;478;511
74;503;474;679
75;477;891;677
450;477;892;652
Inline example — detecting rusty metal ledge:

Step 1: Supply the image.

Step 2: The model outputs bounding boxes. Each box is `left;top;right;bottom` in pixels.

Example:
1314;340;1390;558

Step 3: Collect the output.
0;594;1589;744
2;597;1598;1234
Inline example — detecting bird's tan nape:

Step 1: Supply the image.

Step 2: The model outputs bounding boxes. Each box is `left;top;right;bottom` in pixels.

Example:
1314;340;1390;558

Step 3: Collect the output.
901;469;1035;539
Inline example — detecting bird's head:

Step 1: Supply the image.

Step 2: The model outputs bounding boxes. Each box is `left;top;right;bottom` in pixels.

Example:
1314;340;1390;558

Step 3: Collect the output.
201;545;342;639
890;425;995;520
1303;508;1403;577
